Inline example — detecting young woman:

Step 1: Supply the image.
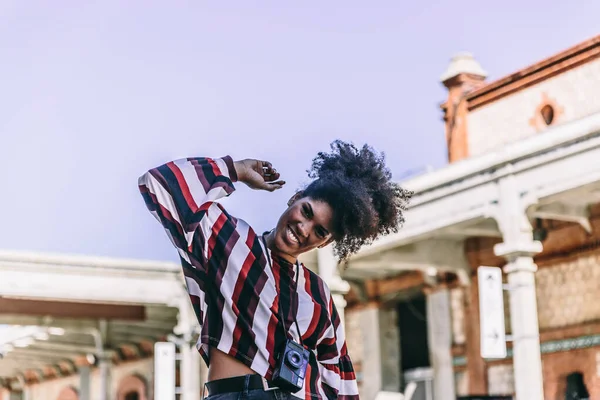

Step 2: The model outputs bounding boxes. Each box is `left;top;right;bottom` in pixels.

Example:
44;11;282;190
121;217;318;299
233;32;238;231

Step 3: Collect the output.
138;140;411;400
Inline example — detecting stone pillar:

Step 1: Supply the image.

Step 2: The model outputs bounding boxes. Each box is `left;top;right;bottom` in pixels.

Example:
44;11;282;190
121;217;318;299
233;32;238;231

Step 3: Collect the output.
426;288;456;400
359;306;382;400
79;365;91;400
353;304;401;400
317;245;350;328
379;306;401;392
493;172;544;400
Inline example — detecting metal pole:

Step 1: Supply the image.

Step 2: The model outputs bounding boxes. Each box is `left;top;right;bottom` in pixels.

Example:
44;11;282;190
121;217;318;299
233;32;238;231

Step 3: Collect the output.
79;365;91;400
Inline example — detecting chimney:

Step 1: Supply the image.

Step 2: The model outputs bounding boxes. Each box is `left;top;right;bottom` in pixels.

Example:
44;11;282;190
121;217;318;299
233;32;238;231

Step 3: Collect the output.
440;52;487;163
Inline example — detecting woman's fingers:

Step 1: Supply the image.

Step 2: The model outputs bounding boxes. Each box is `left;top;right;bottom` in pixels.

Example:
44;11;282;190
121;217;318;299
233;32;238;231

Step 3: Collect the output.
264;180;286;192
260;161;280;182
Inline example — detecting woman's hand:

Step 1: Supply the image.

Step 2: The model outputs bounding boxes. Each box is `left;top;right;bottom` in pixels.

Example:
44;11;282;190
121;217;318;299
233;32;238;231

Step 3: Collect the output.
234;159;286;192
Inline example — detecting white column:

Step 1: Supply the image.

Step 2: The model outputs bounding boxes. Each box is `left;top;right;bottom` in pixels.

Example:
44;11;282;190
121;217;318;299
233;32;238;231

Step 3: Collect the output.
426;288;456;400
98;353;112;400
359;306;382;400
493;172;544;400
495;248;544;400
181;343;201;400
176;300;201;400
96;319;112;400
317;245;350;327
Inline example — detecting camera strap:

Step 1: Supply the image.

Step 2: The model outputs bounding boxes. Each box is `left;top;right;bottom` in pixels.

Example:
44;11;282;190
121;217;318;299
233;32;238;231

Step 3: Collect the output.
261;234;304;348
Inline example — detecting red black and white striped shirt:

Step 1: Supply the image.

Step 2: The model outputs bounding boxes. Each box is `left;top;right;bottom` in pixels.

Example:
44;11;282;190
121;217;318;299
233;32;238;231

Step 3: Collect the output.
138;156;359;399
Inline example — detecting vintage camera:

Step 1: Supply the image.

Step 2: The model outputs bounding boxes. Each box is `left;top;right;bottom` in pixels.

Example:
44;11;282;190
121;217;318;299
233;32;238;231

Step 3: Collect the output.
271;339;310;393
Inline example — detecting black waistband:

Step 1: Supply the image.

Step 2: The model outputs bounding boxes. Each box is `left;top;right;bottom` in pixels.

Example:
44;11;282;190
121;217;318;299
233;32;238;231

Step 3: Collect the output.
205;374;274;396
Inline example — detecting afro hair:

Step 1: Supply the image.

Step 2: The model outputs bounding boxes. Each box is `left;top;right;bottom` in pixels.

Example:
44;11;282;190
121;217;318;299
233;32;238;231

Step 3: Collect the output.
301;140;412;261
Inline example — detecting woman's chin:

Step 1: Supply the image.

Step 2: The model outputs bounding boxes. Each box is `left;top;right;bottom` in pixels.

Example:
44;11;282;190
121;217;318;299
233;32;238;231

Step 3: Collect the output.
273;234;300;260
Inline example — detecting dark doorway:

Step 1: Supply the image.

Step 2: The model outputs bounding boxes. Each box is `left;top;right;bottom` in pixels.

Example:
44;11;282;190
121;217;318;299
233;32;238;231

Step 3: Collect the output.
125;392;140;400
565;372;590;400
397;293;430;371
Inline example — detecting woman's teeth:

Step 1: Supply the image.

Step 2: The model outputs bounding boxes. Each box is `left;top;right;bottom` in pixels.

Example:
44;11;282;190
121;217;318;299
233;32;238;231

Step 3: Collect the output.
287;226;299;244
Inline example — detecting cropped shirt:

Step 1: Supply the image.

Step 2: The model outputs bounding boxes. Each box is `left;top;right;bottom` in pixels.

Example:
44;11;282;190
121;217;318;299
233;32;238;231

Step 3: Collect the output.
138;156;359;399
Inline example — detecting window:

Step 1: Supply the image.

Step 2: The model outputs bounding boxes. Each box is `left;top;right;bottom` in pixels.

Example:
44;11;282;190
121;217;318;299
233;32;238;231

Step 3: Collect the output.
541;104;555;125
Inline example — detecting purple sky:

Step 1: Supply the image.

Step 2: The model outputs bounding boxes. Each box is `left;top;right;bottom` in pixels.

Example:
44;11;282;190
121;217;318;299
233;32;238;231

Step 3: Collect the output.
1;1;598;262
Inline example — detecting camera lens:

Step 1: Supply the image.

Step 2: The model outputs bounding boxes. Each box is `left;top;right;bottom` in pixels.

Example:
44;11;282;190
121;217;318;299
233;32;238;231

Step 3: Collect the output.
286;350;303;368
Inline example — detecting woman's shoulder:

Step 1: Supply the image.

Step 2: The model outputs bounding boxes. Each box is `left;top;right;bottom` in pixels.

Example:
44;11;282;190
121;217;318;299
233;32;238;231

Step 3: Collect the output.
300;263;335;300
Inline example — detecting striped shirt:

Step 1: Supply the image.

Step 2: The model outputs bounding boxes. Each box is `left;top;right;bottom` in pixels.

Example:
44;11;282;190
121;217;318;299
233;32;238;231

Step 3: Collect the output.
138;156;359;399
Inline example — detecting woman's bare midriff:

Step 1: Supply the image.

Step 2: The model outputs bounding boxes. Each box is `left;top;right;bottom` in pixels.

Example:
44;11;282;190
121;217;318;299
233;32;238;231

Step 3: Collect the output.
208;346;257;382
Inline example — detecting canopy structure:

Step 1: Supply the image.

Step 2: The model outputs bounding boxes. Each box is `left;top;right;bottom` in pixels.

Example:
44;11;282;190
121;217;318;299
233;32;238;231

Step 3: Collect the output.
0;251;191;392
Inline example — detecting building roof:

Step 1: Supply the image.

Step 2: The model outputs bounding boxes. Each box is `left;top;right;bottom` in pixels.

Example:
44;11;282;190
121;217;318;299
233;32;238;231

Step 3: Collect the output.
0;250;188;387
441;34;600;111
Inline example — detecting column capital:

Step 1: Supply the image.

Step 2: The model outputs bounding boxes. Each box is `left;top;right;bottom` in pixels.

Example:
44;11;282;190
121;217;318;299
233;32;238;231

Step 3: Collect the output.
493;240;542;260
328;275;350;296
503;255;538;274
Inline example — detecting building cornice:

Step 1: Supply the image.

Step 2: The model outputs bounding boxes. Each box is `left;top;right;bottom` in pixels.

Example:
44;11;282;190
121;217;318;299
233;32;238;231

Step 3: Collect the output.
440;35;600;112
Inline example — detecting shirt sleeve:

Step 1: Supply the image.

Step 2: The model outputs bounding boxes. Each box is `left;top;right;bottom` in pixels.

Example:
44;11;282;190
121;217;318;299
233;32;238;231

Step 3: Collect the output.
138;156;238;268
316;293;360;400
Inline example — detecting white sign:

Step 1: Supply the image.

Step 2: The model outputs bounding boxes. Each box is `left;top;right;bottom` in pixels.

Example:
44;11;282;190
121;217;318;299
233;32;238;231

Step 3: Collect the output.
154;342;176;400
478;266;507;359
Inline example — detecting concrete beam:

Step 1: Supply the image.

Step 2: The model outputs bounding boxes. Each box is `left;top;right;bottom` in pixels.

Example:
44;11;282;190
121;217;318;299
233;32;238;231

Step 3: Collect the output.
24;341;96;353
0;316;105;330
529;202;592;233
348;239;469;276
5;348;85;360
444;226;502;238
0;298;146;321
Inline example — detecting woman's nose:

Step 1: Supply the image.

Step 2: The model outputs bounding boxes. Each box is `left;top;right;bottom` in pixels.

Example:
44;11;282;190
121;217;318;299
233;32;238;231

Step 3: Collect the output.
296;223;309;239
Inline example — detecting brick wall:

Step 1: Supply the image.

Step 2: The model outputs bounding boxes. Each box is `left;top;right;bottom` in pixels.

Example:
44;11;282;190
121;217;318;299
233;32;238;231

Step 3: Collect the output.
487;364;514;396
467;57;600;158
345;307;366;394
454;371;469;397
484;356;600;399
536;253;600;329
541;348;600;400
463;223;600;398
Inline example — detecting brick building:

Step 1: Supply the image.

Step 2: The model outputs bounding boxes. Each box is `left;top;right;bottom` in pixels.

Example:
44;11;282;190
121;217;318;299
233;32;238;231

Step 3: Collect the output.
2;34;600;400
305;35;600;400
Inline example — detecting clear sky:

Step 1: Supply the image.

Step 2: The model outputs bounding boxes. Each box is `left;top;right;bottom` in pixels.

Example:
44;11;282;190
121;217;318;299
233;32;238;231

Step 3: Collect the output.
1;1;598;262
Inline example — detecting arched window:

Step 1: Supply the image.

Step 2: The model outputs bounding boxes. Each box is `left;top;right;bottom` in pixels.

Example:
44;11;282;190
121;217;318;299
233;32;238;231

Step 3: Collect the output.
117;375;147;400
57;386;79;400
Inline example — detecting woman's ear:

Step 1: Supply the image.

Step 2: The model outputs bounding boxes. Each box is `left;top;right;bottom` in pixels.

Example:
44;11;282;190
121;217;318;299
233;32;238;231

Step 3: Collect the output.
287;191;304;207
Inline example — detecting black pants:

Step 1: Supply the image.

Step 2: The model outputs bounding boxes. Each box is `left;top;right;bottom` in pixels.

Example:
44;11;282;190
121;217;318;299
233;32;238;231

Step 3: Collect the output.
203;374;297;400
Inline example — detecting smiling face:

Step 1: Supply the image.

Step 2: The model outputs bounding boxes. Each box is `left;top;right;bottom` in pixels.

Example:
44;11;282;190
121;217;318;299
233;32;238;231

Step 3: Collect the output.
270;195;336;262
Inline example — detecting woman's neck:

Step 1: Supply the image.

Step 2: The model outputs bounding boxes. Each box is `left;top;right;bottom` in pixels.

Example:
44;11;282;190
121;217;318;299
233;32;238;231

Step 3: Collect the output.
265;229;297;264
